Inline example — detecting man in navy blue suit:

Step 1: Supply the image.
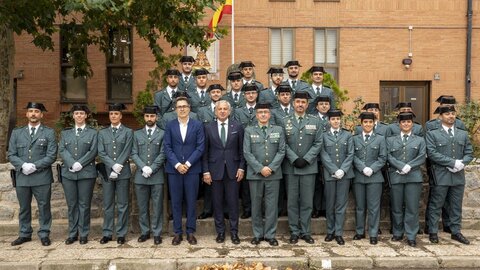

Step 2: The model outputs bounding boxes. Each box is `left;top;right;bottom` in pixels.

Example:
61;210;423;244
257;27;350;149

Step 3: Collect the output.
164;96;205;245
202;100;245;245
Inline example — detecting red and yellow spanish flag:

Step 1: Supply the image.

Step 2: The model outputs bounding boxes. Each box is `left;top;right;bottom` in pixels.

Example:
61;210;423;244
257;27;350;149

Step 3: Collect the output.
207;0;232;39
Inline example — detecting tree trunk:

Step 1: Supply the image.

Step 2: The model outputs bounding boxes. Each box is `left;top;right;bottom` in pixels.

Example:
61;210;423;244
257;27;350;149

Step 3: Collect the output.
0;24;14;163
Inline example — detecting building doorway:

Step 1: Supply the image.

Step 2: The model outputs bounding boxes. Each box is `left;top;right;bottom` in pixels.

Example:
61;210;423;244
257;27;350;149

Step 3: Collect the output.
380;81;430;125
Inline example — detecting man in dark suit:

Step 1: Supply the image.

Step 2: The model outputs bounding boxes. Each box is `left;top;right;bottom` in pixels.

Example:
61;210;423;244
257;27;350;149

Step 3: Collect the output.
202;100;245;245
164;96;205;245
8;102;57;246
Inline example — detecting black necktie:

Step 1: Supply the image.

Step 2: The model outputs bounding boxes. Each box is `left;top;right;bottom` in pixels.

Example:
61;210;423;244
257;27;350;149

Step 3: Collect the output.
76;128;82;136
334;130;338;138
30;127;36;138
292;80;296;89
184;76;188;82
220;123;226;146
365;134;370;142
234;93;239;102
171;89;176;98
316;86;320;96
248;107;253;114
298;116;303;125
448;128;453;137
284;107;289;114
261;126;267;136
200;90;205;100
147;128;152;139
403;134;408;143
112;127;118;134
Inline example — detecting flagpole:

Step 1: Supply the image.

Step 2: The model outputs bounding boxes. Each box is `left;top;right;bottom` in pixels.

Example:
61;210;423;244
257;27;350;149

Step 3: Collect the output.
231;0;235;64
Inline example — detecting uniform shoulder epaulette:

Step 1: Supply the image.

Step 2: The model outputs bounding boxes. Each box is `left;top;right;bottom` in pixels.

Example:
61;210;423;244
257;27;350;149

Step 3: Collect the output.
261;87;269;91
299;79;307;83
100;126;110;130
377;121;388;126
14;126;25;130
341;128;350;132
414;121;421;125
63;127;73;130
136;127;144;131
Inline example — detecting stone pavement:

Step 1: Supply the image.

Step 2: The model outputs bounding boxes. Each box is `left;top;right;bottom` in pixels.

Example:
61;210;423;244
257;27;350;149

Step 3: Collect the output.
1;228;480;270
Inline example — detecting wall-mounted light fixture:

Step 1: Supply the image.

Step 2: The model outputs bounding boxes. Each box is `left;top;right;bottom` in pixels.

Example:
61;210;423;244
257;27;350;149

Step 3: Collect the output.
402;58;413;69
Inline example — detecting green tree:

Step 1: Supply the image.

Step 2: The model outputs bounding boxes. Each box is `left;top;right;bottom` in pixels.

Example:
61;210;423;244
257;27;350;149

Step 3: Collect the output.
0;0;221;162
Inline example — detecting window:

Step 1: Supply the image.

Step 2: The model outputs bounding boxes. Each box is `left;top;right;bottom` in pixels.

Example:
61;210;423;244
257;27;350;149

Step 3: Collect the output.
314;29;338;79
270;28;294;66
107;28;132;102
60;25;87;102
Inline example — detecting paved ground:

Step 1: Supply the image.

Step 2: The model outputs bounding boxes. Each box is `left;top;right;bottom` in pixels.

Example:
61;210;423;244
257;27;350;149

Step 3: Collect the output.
1;227;480;270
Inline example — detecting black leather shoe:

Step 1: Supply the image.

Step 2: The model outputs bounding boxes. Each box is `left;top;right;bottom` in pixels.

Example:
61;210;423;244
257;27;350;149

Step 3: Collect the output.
407;239;417;247
417;228;424;235
241;211;251;219
117;237;126;244
187;234;197;245
443;226;452;233
301;235;315;244
216;233;225;243
79;237;88;245
370;237;378;245
138;234;150;242
40;237;51;246
250;237;263;245
11;237;32;246
429;233;439;244
172;234;183;245
311;210;320;219
391;235;403;241
353;234;365;240
451;233;470;245
154;236;162;245
265;238;278;246
231;234;240;245
65;237;78;245
335;236;345;245
289;234;299;244
99;236;112;244
324;234;335;242
197;212;212;219
319;210;326;217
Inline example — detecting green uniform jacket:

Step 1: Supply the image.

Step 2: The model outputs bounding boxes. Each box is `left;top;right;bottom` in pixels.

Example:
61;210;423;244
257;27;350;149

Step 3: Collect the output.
271;106;293;126
187;88;211;113
320;129;355;181
386;134;426;184
223;91;246;109
8;125;57;186
353;133;387;184
131;127;166;185
59;126;98;180
153;87;177;116
243;124;285;180
386;122;424;137
258;87;279;109
426;127;474;186
281;114;322;175
354;121;388;136
425;118;466;132
98;125;134;180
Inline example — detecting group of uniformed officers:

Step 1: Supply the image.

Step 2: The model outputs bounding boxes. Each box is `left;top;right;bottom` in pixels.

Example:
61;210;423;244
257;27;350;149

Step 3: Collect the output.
8;56;473;249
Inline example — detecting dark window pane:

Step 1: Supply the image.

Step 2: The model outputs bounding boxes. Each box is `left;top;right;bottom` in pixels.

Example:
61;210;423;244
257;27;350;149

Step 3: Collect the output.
61;67;87;101
108;68;132;100
108;29;131;64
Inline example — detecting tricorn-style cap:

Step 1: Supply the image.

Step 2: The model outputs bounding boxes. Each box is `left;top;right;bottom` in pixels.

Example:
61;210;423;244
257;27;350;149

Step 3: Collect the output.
327;110;343;118
436;105;456;114
25;102;47;112
292;91;311;100
164;69;181;76
435;95;456;105
359;112;376;120
313;95;331;104
362;103;380;110
395;102;412;109
242;83;259;92
193;68;209;76
308;66;326;73
397;112;415;121
284;60;302;68
267;67;284;74
70;104;89;114
255;103;271;110
239;61;255;68
173;91;190;99
276;84;292;93
143;105;159;114
207;84;225;92
179;56;195;63
228;71;243;80
108;103;126;112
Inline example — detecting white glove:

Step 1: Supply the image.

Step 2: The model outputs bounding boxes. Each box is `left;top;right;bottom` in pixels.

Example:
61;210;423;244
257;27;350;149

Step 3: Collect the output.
109;171;119;179
447;167;459;173
112;163;124;174
72;162;83;172
334;169;345;179
401;164;412;174
396;170;406;175
21;163;36;175
142;166;153;178
69;168;76;173
454;160;465;171
362;167;373;177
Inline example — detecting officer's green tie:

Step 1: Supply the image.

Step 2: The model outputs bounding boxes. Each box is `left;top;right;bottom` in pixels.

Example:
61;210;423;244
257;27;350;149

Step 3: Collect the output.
448;128;453;137
200;90;205;100
298;116;303;125
147;128;152;139
403;134;408;143
220;123;226;146
292;80;296;89
30;127;36;139
334;130;338;139
316;86;320;96
261;126;267;136
365;134;370;142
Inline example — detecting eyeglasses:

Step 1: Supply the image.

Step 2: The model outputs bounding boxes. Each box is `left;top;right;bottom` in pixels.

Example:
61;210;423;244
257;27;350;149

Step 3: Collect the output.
176;105;190;109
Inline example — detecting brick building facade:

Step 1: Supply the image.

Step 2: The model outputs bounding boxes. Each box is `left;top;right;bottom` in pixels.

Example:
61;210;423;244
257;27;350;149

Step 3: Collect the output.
11;0;480;129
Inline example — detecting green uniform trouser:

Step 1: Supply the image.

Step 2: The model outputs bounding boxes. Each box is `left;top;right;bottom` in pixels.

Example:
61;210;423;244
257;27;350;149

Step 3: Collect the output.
102;178;130;237
390;182;422;240
62;178;96;238
135;184;164;236
324;178;351;236
16;184;52;238
286;174;316;236
249;180;280;239
354;182;382;237
427;185;465;235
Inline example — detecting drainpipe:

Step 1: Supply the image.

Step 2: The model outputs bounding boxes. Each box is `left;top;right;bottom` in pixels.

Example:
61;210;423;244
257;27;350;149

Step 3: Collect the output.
466;0;472;102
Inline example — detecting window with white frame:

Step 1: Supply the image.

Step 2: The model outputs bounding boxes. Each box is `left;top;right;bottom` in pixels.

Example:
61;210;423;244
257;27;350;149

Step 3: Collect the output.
314;28;338;79
270;28;294;66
